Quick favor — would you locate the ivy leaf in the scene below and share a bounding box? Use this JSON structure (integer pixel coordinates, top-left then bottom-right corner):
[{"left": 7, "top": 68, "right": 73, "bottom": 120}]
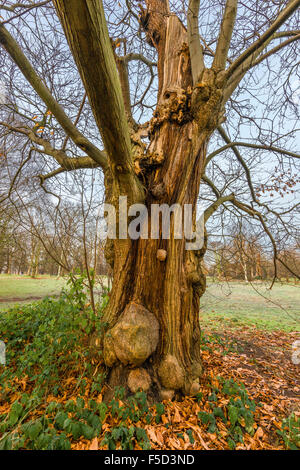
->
[
  {"left": 81, "top": 424, "right": 95, "bottom": 440},
  {"left": 27, "top": 420, "right": 43, "bottom": 440},
  {"left": 228, "top": 405, "right": 239, "bottom": 427}
]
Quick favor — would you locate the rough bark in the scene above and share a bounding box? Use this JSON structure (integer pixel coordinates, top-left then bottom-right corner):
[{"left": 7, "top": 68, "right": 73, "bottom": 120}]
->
[{"left": 99, "top": 5, "right": 225, "bottom": 401}]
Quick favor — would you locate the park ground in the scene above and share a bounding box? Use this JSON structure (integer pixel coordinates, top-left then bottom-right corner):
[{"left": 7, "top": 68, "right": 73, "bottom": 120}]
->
[
  {"left": 0, "top": 275, "right": 299, "bottom": 450},
  {"left": 0, "top": 275, "right": 65, "bottom": 311},
  {"left": 0, "top": 274, "right": 299, "bottom": 330}
]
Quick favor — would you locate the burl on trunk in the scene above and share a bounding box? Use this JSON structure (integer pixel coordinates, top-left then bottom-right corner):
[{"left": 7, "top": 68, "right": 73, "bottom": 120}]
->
[{"left": 100, "top": 5, "right": 225, "bottom": 401}]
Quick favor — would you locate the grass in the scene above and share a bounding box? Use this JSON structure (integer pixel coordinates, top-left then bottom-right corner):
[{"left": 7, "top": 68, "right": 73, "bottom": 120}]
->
[
  {"left": 0, "top": 274, "right": 66, "bottom": 311},
  {"left": 201, "top": 280, "right": 300, "bottom": 332},
  {"left": 1, "top": 275, "right": 299, "bottom": 332}
]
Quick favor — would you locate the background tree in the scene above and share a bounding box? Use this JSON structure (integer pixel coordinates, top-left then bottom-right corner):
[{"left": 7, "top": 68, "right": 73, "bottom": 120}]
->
[
  {"left": 0, "top": 0, "right": 299, "bottom": 399},
  {"left": 207, "top": 225, "right": 300, "bottom": 282}
]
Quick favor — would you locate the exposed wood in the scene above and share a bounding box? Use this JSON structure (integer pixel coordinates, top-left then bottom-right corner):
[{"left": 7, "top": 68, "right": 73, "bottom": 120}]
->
[
  {"left": 102, "top": 6, "right": 215, "bottom": 397},
  {"left": 142, "top": 0, "right": 170, "bottom": 99}
]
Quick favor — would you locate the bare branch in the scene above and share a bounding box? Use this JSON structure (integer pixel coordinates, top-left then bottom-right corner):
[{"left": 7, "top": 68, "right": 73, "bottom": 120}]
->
[
  {"left": 206, "top": 140, "right": 300, "bottom": 167},
  {"left": 187, "top": 0, "right": 205, "bottom": 84},
  {"left": 124, "top": 53, "right": 157, "bottom": 68},
  {"left": 0, "top": 1, "right": 50, "bottom": 12},
  {"left": 204, "top": 193, "right": 234, "bottom": 222},
  {"left": 223, "top": 30, "right": 300, "bottom": 102},
  {"left": 38, "top": 167, "right": 65, "bottom": 182},
  {"left": 212, "top": 0, "right": 238, "bottom": 72},
  {"left": 0, "top": 148, "right": 33, "bottom": 204},
  {"left": 226, "top": 0, "right": 300, "bottom": 79},
  {"left": 62, "top": 93, "right": 87, "bottom": 151},
  {"left": 0, "top": 23, "right": 107, "bottom": 170},
  {"left": 252, "top": 32, "right": 300, "bottom": 67},
  {"left": 201, "top": 174, "right": 221, "bottom": 198},
  {"left": 53, "top": 0, "right": 144, "bottom": 203},
  {"left": 0, "top": 121, "right": 100, "bottom": 171},
  {"left": 203, "top": 170, "right": 300, "bottom": 283}
]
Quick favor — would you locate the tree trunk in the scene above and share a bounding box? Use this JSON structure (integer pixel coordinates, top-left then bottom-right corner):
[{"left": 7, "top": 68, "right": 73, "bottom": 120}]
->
[
  {"left": 241, "top": 259, "right": 249, "bottom": 283},
  {"left": 5, "top": 249, "right": 10, "bottom": 274},
  {"left": 102, "top": 153, "right": 208, "bottom": 400},
  {"left": 57, "top": 264, "right": 62, "bottom": 278},
  {"left": 53, "top": 0, "right": 224, "bottom": 400},
  {"left": 97, "top": 10, "right": 224, "bottom": 401}
]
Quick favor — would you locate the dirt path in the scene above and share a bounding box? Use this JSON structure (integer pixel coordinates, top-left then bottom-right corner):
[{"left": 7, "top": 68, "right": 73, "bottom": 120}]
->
[{"left": 0, "top": 294, "right": 60, "bottom": 304}]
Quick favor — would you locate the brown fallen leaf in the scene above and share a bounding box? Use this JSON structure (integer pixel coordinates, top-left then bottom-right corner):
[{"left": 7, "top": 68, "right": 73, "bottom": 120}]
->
[
  {"left": 89, "top": 437, "right": 98, "bottom": 450},
  {"left": 255, "top": 427, "right": 264, "bottom": 439}
]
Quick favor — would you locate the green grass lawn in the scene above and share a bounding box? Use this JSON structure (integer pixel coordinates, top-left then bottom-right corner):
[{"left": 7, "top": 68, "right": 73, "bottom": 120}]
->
[
  {"left": 1, "top": 275, "right": 299, "bottom": 332},
  {"left": 201, "top": 280, "right": 300, "bottom": 332},
  {"left": 0, "top": 274, "right": 66, "bottom": 311}
]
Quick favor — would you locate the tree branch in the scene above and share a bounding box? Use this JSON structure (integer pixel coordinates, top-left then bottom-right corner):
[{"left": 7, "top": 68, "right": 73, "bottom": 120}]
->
[
  {"left": 187, "top": 0, "right": 205, "bottom": 84},
  {"left": 203, "top": 154, "right": 300, "bottom": 283},
  {"left": 252, "top": 32, "right": 300, "bottom": 67},
  {"left": 204, "top": 193, "right": 234, "bottom": 222},
  {"left": 0, "top": 148, "right": 33, "bottom": 205},
  {"left": 201, "top": 174, "right": 221, "bottom": 198},
  {"left": 223, "top": 30, "right": 300, "bottom": 102},
  {"left": 38, "top": 167, "right": 65, "bottom": 182},
  {"left": 53, "top": 0, "right": 144, "bottom": 203},
  {"left": 124, "top": 53, "right": 157, "bottom": 68},
  {"left": 0, "top": 23, "right": 107, "bottom": 170},
  {"left": 0, "top": 121, "right": 100, "bottom": 172},
  {"left": 115, "top": 56, "right": 133, "bottom": 120},
  {"left": 206, "top": 140, "right": 300, "bottom": 168},
  {"left": 226, "top": 0, "right": 300, "bottom": 79},
  {"left": 212, "top": 0, "right": 238, "bottom": 72},
  {"left": 0, "top": 1, "right": 50, "bottom": 12}
]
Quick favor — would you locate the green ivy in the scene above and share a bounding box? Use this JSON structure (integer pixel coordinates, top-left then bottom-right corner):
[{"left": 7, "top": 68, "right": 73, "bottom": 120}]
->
[
  {"left": 101, "top": 426, "right": 151, "bottom": 450},
  {"left": 0, "top": 272, "right": 108, "bottom": 450},
  {"left": 277, "top": 413, "right": 300, "bottom": 450},
  {"left": 198, "top": 377, "right": 256, "bottom": 448}
]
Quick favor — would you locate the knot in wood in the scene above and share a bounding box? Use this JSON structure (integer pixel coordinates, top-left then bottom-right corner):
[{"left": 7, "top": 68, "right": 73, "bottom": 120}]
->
[{"left": 157, "top": 249, "right": 167, "bottom": 261}]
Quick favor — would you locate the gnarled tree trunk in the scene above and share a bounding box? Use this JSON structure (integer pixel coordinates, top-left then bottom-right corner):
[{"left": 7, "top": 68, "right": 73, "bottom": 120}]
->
[
  {"left": 51, "top": 0, "right": 228, "bottom": 400},
  {"left": 99, "top": 7, "right": 224, "bottom": 400}
]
